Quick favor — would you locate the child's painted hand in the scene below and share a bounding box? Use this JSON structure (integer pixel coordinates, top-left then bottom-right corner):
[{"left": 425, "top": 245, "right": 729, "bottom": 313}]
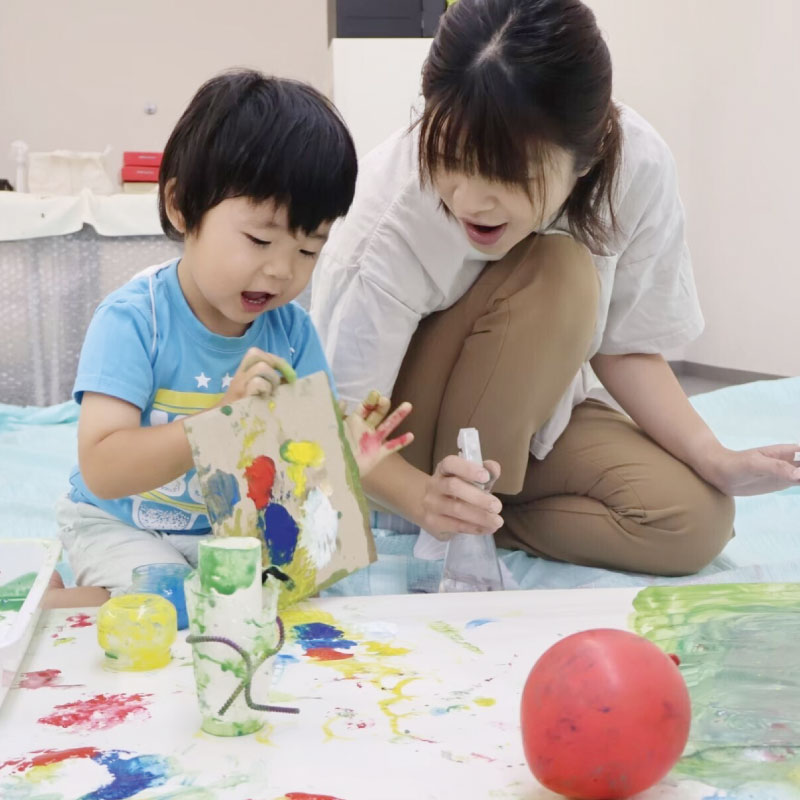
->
[
  {"left": 344, "top": 390, "right": 414, "bottom": 476},
  {"left": 219, "top": 347, "right": 297, "bottom": 406}
]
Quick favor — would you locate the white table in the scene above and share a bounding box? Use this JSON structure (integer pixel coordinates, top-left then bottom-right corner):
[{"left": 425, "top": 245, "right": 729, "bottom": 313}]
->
[{"left": 0, "top": 586, "right": 740, "bottom": 800}]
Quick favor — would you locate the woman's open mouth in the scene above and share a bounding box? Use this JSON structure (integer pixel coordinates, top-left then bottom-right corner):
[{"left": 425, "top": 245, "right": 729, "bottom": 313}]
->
[
  {"left": 241, "top": 291, "right": 275, "bottom": 313},
  {"left": 463, "top": 221, "right": 508, "bottom": 247}
]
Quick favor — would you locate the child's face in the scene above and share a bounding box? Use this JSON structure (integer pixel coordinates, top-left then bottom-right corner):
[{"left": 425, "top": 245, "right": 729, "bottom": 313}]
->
[
  {"left": 432, "top": 146, "right": 579, "bottom": 256},
  {"left": 176, "top": 198, "right": 329, "bottom": 337}
]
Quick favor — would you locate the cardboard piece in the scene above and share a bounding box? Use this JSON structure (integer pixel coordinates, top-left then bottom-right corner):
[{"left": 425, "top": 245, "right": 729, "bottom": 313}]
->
[{"left": 184, "top": 371, "right": 375, "bottom": 607}]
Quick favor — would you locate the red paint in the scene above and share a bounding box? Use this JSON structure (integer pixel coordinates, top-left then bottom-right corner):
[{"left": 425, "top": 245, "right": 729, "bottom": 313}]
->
[
  {"left": 245, "top": 456, "right": 276, "bottom": 509},
  {"left": 1, "top": 746, "right": 100, "bottom": 773},
  {"left": 66, "top": 613, "right": 93, "bottom": 628},
  {"left": 305, "top": 648, "right": 354, "bottom": 662},
  {"left": 669, "top": 653, "right": 681, "bottom": 666},
  {"left": 286, "top": 793, "right": 346, "bottom": 800},
  {"left": 18, "top": 669, "right": 61, "bottom": 689},
  {"left": 521, "top": 629, "right": 691, "bottom": 799},
  {"left": 358, "top": 430, "right": 382, "bottom": 457},
  {"left": 38, "top": 693, "right": 152, "bottom": 731}
]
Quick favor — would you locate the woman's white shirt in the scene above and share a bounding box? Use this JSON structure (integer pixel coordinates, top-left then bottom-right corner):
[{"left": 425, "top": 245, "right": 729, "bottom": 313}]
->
[{"left": 311, "top": 105, "right": 703, "bottom": 460}]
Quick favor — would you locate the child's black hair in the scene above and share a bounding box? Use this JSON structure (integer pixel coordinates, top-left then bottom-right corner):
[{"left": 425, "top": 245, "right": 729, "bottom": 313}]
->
[{"left": 159, "top": 69, "right": 357, "bottom": 241}]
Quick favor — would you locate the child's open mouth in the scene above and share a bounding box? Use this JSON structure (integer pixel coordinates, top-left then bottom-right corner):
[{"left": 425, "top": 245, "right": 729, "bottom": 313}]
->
[
  {"left": 241, "top": 291, "right": 274, "bottom": 312},
  {"left": 463, "top": 221, "right": 507, "bottom": 247}
]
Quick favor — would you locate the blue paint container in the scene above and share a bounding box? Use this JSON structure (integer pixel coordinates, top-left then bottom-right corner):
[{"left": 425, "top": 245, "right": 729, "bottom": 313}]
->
[{"left": 130, "top": 563, "right": 192, "bottom": 630}]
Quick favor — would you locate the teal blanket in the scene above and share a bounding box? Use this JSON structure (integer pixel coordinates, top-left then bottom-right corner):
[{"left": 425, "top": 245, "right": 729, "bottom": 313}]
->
[{"left": 2, "top": 379, "right": 798, "bottom": 593}]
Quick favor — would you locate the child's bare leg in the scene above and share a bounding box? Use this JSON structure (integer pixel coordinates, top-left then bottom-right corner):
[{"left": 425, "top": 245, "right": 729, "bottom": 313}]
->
[{"left": 42, "top": 584, "right": 110, "bottom": 609}]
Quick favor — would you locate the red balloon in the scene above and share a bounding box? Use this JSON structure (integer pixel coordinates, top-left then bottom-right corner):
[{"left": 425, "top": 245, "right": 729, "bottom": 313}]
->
[{"left": 520, "top": 628, "right": 691, "bottom": 799}]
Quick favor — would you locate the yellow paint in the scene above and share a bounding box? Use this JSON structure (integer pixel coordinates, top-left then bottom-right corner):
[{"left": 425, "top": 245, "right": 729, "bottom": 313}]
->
[
  {"left": 20, "top": 762, "right": 63, "bottom": 783},
  {"left": 97, "top": 594, "right": 177, "bottom": 671},
  {"left": 236, "top": 415, "right": 267, "bottom": 470},
  {"left": 378, "top": 676, "right": 422, "bottom": 739},
  {"left": 281, "top": 441, "right": 325, "bottom": 497},
  {"left": 53, "top": 636, "right": 75, "bottom": 646},
  {"left": 364, "top": 641, "right": 410, "bottom": 657},
  {"left": 255, "top": 722, "right": 276, "bottom": 747},
  {"left": 283, "top": 605, "right": 424, "bottom": 741},
  {"left": 474, "top": 697, "right": 496, "bottom": 707}
]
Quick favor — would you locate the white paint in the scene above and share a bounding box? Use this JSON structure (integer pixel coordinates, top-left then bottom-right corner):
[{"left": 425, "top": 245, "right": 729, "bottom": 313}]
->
[{"left": 299, "top": 487, "right": 340, "bottom": 569}]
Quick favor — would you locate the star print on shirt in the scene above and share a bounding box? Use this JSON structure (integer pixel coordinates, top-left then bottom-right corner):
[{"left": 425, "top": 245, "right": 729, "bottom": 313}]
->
[
  {"left": 194, "top": 372, "right": 211, "bottom": 389},
  {"left": 222, "top": 373, "right": 233, "bottom": 389}
]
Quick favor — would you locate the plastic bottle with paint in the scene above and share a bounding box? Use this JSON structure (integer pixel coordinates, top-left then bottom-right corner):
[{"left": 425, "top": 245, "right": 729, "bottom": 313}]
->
[{"left": 439, "top": 428, "right": 505, "bottom": 592}]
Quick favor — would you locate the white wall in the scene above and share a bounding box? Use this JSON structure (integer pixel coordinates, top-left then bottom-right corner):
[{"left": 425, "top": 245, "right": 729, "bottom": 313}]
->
[
  {"left": 0, "top": 0, "right": 331, "bottom": 185},
  {"left": 332, "top": 3, "right": 800, "bottom": 377}
]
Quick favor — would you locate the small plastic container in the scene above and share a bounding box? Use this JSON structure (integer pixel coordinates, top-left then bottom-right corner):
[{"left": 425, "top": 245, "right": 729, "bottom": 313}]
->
[
  {"left": 130, "top": 563, "right": 191, "bottom": 630},
  {"left": 97, "top": 593, "right": 177, "bottom": 671}
]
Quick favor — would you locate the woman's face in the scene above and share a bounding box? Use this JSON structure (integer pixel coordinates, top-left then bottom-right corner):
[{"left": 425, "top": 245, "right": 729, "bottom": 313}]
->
[{"left": 432, "top": 146, "right": 580, "bottom": 256}]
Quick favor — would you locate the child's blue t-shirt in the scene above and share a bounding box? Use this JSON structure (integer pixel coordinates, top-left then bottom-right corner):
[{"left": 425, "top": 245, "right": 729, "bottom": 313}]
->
[{"left": 68, "top": 260, "right": 335, "bottom": 533}]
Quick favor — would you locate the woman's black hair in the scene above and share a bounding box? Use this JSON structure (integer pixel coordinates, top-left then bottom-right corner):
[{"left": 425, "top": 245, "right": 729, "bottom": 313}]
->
[
  {"left": 159, "top": 69, "right": 357, "bottom": 241},
  {"left": 419, "top": 0, "right": 621, "bottom": 248}
]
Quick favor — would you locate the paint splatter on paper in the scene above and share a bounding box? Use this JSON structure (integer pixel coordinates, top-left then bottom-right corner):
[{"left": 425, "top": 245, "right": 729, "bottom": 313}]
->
[
  {"left": 38, "top": 692, "right": 152, "bottom": 731},
  {"left": 633, "top": 583, "right": 800, "bottom": 791},
  {"left": 0, "top": 747, "right": 173, "bottom": 800}
]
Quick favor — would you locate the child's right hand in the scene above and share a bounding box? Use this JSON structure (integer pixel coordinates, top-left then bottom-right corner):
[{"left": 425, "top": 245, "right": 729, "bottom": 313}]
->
[
  {"left": 219, "top": 347, "right": 297, "bottom": 406},
  {"left": 421, "top": 456, "right": 504, "bottom": 538}
]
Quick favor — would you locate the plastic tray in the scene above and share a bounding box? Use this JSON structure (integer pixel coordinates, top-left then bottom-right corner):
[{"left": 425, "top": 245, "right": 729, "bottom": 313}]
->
[{"left": 0, "top": 538, "right": 61, "bottom": 707}]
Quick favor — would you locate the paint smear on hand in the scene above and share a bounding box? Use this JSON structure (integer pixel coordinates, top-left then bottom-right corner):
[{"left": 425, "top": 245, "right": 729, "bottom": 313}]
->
[
  {"left": 38, "top": 693, "right": 152, "bottom": 731},
  {"left": 280, "top": 440, "right": 325, "bottom": 497}
]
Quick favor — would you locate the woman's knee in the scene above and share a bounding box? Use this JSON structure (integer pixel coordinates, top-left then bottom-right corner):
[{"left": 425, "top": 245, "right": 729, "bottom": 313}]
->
[
  {"left": 652, "top": 481, "right": 736, "bottom": 575},
  {"left": 504, "top": 234, "right": 599, "bottom": 352}
]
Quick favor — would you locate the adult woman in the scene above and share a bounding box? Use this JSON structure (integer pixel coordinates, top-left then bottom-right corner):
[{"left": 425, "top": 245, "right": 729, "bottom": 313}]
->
[{"left": 311, "top": 0, "right": 799, "bottom": 575}]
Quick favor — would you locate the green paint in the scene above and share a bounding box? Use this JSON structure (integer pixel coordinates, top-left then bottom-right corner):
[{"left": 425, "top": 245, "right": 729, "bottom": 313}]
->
[
  {"left": 202, "top": 716, "right": 263, "bottom": 736},
  {"left": 221, "top": 405, "right": 233, "bottom": 416},
  {"left": 198, "top": 544, "right": 257, "bottom": 595},
  {"left": 0, "top": 571, "right": 36, "bottom": 611},
  {"left": 275, "top": 361, "right": 297, "bottom": 384},
  {"left": 54, "top": 636, "right": 75, "bottom": 646},
  {"left": 330, "top": 390, "right": 376, "bottom": 563},
  {"left": 632, "top": 583, "right": 800, "bottom": 791},
  {"left": 429, "top": 621, "right": 483, "bottom": 654}
]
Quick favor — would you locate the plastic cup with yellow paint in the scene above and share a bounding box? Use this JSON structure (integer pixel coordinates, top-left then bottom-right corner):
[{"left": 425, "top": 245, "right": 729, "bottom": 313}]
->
[{"left": 97, "top": 593, "right": 177, "bottom": 671}]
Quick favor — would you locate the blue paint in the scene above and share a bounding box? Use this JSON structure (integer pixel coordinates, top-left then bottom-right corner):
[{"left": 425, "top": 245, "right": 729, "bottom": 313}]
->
[
  {"left": 276, "top": 653, "right": 300, "bottom": 664},
  {"left": 82, "top": 750, "right": 172, "bottom": 800},
  {"left": 293, "top": 622, "right": 357, "bottom": 650},
  {"left": 259, "top": 502, "right": 299, "bottom": 566},
  {"left": 465, "top": 618, "right": 495, "bottom": 629},
  {"left": 204, "top": 470, "right": 240, "bottom": 524}
]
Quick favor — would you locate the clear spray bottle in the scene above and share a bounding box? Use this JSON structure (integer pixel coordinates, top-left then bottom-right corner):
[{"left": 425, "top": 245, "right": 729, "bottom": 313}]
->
[{"left": 438, "top": 428, "right": 505, "bottom": 592}]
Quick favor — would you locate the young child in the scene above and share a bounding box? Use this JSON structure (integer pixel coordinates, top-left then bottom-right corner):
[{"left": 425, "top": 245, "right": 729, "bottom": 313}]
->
[{"left": 46, "top": 70, "right": 411, "bottom": 608}]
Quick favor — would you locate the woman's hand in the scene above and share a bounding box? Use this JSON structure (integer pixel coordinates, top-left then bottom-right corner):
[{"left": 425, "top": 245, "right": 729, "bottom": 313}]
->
[
  {"left": 421, "top": 455, "right": 504, "bottom": 539},
  {"left": 701, "top": 444, "right": 800, "bottom": 496},
  {"left": 219, "top": 347, "right": 296, "bottom": 405},
  {"left": 344, "top": 390, "right": 415, "bottom": 476}
]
